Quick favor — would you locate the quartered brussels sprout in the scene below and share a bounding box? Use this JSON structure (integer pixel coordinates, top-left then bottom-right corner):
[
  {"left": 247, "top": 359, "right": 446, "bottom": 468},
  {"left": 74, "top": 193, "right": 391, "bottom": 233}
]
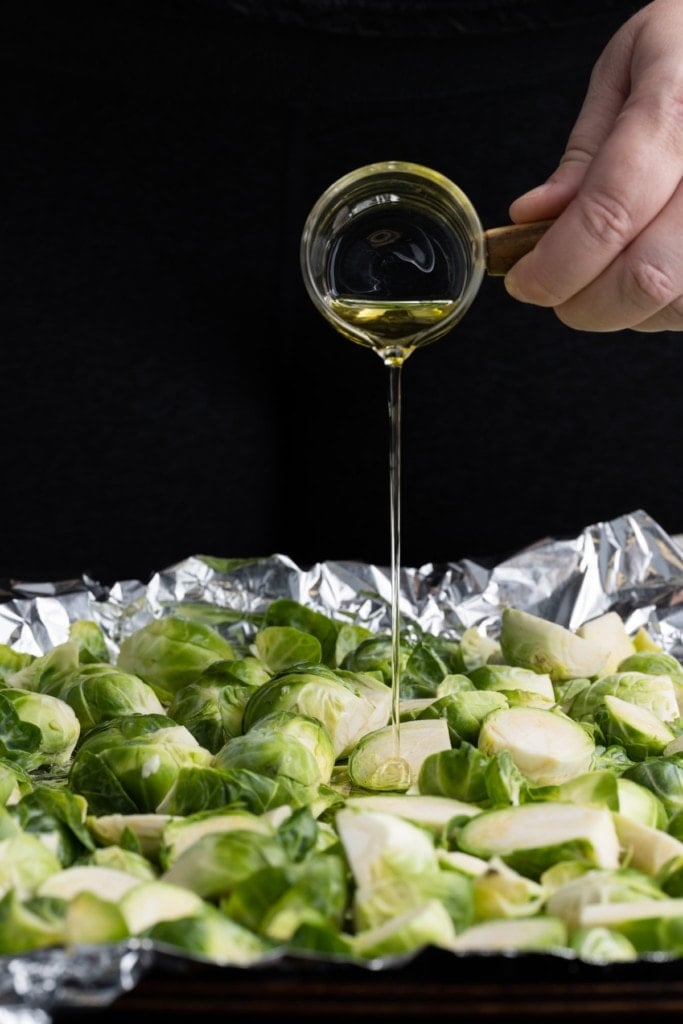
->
[
  {"left": 500, "top": 608, "right": 610, "bottom": 681},
  {"left": 457, "top": 802, "right": 621, "bottom": 879}
]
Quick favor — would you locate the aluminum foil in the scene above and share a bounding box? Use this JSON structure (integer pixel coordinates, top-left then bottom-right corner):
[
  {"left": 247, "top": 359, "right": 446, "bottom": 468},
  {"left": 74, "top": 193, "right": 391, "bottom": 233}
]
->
[
  {"left": 2, "top": 506, "right": 683, "bottom": 1017},
  {"left": 3, "top": 507, "right": 683, "bottom": 660}
]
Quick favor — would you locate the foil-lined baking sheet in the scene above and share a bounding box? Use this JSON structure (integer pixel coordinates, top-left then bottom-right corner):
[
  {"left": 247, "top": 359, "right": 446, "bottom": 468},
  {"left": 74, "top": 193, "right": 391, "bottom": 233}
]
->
[{"left": 2, "top": 507, "right": 683, "bottom": 1019}]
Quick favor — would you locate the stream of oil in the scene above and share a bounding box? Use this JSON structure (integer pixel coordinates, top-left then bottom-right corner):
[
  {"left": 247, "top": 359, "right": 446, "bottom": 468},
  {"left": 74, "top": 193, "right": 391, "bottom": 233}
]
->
[{"left": 326, "top": 206, "right": 469, "bottom": 789}]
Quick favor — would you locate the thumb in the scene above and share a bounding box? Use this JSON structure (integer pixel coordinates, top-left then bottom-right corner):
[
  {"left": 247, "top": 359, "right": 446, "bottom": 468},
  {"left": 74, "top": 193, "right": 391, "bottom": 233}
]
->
[{"left": 508, "top": 161, "right": 588, "bottom": 224}]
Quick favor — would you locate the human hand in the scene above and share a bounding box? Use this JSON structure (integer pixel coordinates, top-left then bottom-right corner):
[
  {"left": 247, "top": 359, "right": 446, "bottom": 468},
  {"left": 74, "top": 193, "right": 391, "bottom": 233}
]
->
[{"left": 504, "top": 0, "right": 683, "bottom": 333}]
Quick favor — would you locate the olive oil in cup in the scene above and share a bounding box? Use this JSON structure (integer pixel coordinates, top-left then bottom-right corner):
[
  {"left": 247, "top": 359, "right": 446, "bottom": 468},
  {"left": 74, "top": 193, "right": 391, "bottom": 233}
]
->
[{"left": 301, "top": 161, "right": 486, "bottom": 367}]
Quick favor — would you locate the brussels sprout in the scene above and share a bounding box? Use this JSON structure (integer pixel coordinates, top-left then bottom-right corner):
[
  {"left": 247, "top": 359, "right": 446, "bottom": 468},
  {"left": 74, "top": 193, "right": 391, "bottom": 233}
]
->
[
  {"left": 0, "top": 697, "right": 42, "bottom": 771},
  {"left": 340, "top": 634, "right": 409, "bottom": 686},
  {"left": 354, "top": 861, "right": 474, "bottom": 936},
  {"left": 576, "top": 612, "right": 636, "bottom": 675},
  {"left": 656, "top": 855, "right": 683, "bottom": 897},
  {"left": 437, "top": 849, "right": 489, "bottom": 878},
  {"left": 482, "top": 748, "right": 530, "bottom": 807},
  {"left": 262, "top": 598, "right": 340, "bottom": 667},
  {"left": 335, "top": 803, "right": 475, "bottom": 940},
  {"left": 119, "top": 879, "right": 205, "bottom": 934},
  {"left": 335, "top": 806, "right": 439, "bottom": 894},
  {"left": 622, "top": 754, "right": 683, "bottom": 820},
  {"left": 418, "top": 743, "right": 490, "bottom": 804},
  {"left": 472, "top": 856, "right": 545, "bottom": 920},
  {"left": 0, "top": 688, "right": 80, "bottom": 769},
  {"left": 457, "top": 627, "right": 501, "bottom": 672},
  {"left": 72, "top": 712, "right": 180, "bottom": 752},
  {"left": 552, "top": 770, "right": 619, "bottom": 812},
  {"left": 612, "top": 811, "right": 683, "bottom": 875},
  {"left": 156, "top": 765, "right": 299, "bottom": 816},
  {"left": 63, "top": 890, "right": 128, "bottom": 945},
  {"left": 546, "top": 866, "right": 666, "bottom": 929},
  {"left": 68, "top": 714, "right": 213, "bottom": 814},
  {"left": 243, "top": 710, "right": 336, "bottom": 782},
  {"left": 0, "top": 891, "right": 66, "bottom": 954},
  {"left": 160, "top": 807, "right": 276, "bottom": 868},
  {"left": 116, "top": 615, "right": 235, "bottom": 699},
  {"left": 632, "top": 627, "right": 663, "bottom": 653},
  {"left": 343, "top": 794, "right": 480, "bottom": 835},
  {"left": 576, "top": 897, "right": 683, "bottom": 953},
  {"left": 8, "top": 641, "right": 80, "bottom": 694},
  {"left": 333, "top": 624, "right": 374, "bottom": 668},
  {"left": 434, "top": 674, "right": 476, "bottom": 698},
  {"left": 618, "top": 650, "right": 683, "bottom": 679},
  {"left": 49, "top": 664, "right": 165, "bottom": 734},
  {"left": 451, "top": 915, "right": 567, "bottom": 953},
  {"left": 85, "top": 844, "right": 157, "bottom": 880},
  {"left": 468, "top": 664, "right": 554, "bottom": 702},
  {"left": 457, "top": 802, "right": 621, "bottom": 879},
  {"left": 211, "top": 656, "right": 271, "bottom": 688},
  {"left": 68, "top": 620, "right": 111, "bottom": 665},
  {"left": 416, "top": 690, "right": 508, "bottom": 746},
  {"left": 9, "top": 786, "right": 93, "bottom": 866},
  {"left": 502, "top": 690, "right": 555, "bottom": 711},
  {"left": 161, "top": 828, "right": 287, "bottom": 899},
  {"left": 223, "top": 853, "right": 349, "bottom": 941},
  {"left": 0, "top": 759, "right": 31, "bottom": 807},
  {"left": 400, "top": 641, "right": 452, "bottom": 698},
  {"left": 242, "top": 667, "right": 391, "bottom": 759},
  {"left": 595, "top": 695, "right": 675, "bottom": 760},
  {"left": 665, "top": 734, "right": 683, "bottom": 756},
  {"left": 553, "top": 676, "right": 592, "bottom": 714},
  {"left": 347, "top": 719, "right": 451, "bottom": 793},
  {"left": 477, "top": 706, "right": 595, "bottom": 786},
  {"left": 568, "top": 926, "right": 638, "bottom": 963},
  {"left": 147, "top": 906, "right": 275, "bottom": 965},
  {"left": 399, "top": 697, "right": 439, "bottom": 720},
  {"left": 352, "top": 899, "right": 458, "bottom": 958},
  {"left": 0, "top": 644, "right": 34, "bottom": 684},
  {"left": 594, "top": 744, "right": 635, "bottom": 775},
  {"left": 87, "top": 812, "right": 174, "bottom": 859},
  {"left": 499, "top": 608, "right": 609, "bottom": 682},
  {"left": 0, "top": 833, "right": 62, "bottom": 898},
  {"left": 167, "top": 675, "right": 259, "bottom": 754},
  {"left": 37, "top": 864, "right": 145, "bottom": 902},
  {"left": 668, "top": 810, "right": 683, "bottom": 842},
  {"left": 213, "top": 727, "right": 332, "bottom": 796},
  {"left": 618, "top": 770, "right": 675, "bottom": 827},
  {"left": 254, "top": 626, "right": 322, "bottom": 673},
  {"left": 569, "top": 672, "right": 680, "bottom": 724}
]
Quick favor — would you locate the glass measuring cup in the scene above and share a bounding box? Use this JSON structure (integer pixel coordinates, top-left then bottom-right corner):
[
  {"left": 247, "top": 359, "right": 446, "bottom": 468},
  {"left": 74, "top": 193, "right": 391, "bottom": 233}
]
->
[{"left": 300, "top": 159, "right": 551, "bottom": 366}]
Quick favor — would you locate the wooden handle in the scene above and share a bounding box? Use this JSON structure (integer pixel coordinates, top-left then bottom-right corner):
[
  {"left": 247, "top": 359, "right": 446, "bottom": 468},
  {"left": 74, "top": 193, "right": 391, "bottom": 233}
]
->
[{"left": 484, "top": 219, "right": 554, "bottom": 276}]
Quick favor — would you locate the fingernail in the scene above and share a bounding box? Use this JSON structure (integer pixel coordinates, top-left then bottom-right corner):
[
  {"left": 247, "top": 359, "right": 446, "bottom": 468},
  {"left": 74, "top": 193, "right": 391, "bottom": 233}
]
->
[{"left": 503, "top": 269, "right": 528, "bottom": 302}]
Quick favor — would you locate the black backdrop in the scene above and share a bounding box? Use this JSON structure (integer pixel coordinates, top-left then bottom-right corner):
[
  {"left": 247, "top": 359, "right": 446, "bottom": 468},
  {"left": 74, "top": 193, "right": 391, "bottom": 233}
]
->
[{"left": 2, "top": 0, "right": 677, "bottom": 587}]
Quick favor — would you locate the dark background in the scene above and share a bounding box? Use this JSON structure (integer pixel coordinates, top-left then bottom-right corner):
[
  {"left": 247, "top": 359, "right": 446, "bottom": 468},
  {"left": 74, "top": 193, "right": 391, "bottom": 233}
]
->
[{"left": 2, "top": 0, "right": 676, "bottom": 588}]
